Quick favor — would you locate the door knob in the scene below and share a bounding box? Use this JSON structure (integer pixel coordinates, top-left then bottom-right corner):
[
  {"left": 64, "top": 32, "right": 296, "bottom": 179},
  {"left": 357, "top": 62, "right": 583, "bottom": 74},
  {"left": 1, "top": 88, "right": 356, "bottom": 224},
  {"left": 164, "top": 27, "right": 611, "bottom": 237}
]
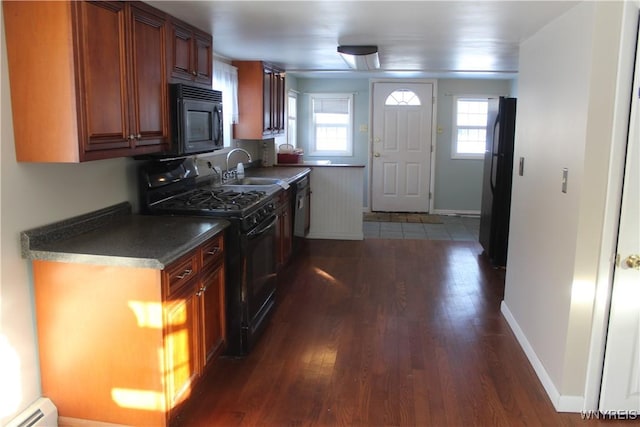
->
[
  {"left": 625, "top": 254, "right": 640, "bottom": 270},
  {"left": 374, "top": 152, "right": 380, "bottom": 157}
]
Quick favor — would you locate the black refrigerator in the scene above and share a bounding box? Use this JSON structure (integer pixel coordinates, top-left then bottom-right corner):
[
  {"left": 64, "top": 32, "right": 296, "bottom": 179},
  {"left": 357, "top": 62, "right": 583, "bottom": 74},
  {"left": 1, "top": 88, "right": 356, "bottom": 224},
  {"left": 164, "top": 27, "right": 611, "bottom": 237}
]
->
[{"left": 479, "top": 97, "right": 517, "bottom": 267}]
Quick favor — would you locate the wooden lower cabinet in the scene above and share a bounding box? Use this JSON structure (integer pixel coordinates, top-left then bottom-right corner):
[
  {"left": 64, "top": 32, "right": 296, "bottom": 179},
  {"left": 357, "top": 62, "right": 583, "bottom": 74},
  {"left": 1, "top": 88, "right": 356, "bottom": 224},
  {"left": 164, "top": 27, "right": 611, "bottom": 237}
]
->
[
  {"left": 33, "top": 234, "right": 225, "bottom": 426},
  {"left": 199, "top": 264, "right": 226, "bottom": 366},
  {"left": 275, "top": 189, "right": 293, "bottom": 271}
]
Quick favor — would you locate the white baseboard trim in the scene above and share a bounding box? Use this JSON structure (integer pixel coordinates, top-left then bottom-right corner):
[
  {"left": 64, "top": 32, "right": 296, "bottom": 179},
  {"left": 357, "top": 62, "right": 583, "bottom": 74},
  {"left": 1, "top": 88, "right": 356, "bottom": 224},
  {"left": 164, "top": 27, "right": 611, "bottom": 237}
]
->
[
  {"left": 431, "top": 209, "right": 481, "bottom": 216},
  {"left": 306, "top": 232, "right": 364, "bottom": 241},
  {"left": 500, "top": 301, "right": 584, "bottom": 413}
]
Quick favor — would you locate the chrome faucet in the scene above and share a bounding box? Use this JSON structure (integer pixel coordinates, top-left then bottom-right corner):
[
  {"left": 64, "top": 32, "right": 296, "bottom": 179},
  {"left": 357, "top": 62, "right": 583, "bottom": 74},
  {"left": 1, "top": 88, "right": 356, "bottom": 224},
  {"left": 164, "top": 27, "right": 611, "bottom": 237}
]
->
[{"left": 226, "top": 148, "right": 252, "bottom": 171}]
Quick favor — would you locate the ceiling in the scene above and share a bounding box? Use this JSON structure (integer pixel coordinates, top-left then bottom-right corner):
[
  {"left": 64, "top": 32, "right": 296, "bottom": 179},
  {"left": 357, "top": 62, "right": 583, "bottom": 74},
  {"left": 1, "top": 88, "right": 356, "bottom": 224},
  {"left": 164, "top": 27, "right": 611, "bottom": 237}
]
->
[{"left": 146, "top": 1, "right": 578, "bottom": 79}]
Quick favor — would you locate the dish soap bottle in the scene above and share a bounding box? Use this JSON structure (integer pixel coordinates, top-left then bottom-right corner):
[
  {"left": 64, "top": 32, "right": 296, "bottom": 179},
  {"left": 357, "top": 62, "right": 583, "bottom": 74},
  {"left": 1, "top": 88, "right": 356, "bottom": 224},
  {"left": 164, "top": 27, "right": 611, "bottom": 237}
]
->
[{"left": 237, "top": 162, "right": 245, "bottom": 179}]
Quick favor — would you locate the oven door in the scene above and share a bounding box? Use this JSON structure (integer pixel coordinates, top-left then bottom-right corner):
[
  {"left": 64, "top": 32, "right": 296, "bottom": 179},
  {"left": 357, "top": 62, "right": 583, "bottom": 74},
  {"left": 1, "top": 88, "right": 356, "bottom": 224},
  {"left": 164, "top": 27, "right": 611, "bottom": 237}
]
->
[
  {"left": 242, "top": 215, "right": 277, "bottom": 342},
  {"left": 180, "top": 99, "right": 223, "bottom": 154}
]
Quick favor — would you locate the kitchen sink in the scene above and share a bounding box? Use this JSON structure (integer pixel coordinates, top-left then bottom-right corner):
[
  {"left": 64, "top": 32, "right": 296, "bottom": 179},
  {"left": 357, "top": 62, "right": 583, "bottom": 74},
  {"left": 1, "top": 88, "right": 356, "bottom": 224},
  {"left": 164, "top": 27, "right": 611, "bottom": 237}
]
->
[
  {"left": 221, "top": 176, "right": 287, "bottom": 194},
  {"left": 236, "top": 177, "right": 282, "bottom": 185}
]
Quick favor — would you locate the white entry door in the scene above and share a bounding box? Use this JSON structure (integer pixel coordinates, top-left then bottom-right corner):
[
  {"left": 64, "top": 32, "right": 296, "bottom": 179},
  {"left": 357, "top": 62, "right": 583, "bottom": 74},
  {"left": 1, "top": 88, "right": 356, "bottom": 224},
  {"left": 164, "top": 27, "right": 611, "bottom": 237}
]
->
[
  {"left": 599, "top": 22, "right": 640, "bottom": 412},
  {"left": 371, "top": 82, "right": 434, "bottom": 212}
]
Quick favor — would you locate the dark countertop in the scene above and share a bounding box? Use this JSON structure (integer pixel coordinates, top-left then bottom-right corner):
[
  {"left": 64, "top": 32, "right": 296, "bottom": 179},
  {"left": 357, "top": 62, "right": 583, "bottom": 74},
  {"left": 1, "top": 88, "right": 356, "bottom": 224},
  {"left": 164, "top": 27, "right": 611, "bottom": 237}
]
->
[
  {"left": 21, "top": 202, "right": 229, "bottom": 269},
  {"left": 245, "top": 165, "right": 311, "bottom": 183},
  {"left": 277, "top": 162, "right": 365, "bottom": 168}
]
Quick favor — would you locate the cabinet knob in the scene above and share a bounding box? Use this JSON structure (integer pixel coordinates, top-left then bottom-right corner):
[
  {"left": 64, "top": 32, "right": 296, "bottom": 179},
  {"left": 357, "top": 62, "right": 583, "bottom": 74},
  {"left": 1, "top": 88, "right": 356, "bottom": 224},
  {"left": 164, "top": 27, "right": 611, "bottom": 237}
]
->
[
  {"left": 128, "top": 134, "right": 135, "bottom": 140},
  {"left": 192, "top": 70, "right": 197, "bottom": 76},
  {"left": 136, "top": 134, "right": 142, "bottom": 139}
]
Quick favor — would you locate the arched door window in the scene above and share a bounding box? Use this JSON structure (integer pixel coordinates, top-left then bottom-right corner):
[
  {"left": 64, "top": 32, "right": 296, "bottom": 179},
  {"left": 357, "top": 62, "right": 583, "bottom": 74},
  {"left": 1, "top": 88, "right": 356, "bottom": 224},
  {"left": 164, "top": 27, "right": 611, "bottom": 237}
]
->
[{"left": 385, "top": 89, "right": 421, "bottom": 106}]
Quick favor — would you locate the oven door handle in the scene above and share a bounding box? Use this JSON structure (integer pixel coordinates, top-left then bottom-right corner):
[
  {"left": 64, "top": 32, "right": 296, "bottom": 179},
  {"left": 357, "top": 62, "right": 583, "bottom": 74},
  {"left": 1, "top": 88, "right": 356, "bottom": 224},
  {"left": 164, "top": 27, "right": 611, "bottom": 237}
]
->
[{"left": 247, "top": 215, "right": 278, "bottom": 239}]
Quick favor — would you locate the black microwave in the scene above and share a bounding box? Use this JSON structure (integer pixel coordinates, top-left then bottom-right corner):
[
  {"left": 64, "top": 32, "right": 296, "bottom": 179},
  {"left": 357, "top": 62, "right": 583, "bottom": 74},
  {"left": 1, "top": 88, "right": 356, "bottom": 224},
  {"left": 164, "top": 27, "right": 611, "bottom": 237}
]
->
[{"left": 167, "top": 83, "right": 224, "bottom": 156}]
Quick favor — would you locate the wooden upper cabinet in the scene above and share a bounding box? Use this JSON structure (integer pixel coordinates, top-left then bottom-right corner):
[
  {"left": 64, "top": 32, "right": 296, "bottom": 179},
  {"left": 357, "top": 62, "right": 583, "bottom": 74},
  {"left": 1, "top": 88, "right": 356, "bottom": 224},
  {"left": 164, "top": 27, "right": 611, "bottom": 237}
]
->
[
  {"left": 73, "top": 1, "right": 130, "bottom": 153},
  {"left": 2, "top": 1, "right": 170, "bottom": 162},
  {"left": 129, "top": 3, "right": 170, "bottom": 147},
  {"left": 168, "top": 18, "right": 213, "bottom": 87},
  {"left": 74, "top": 1, "right": 169, "bottom": 156},
  {"left": 233, "top": 61, "right": 286, "bottom": 140}
]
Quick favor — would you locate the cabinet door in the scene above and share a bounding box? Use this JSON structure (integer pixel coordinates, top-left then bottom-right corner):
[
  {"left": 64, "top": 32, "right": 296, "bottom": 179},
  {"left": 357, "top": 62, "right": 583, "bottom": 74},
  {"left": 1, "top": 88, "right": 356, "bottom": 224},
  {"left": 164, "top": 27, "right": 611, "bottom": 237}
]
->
[
  {"left": 274, "top": 72, "right": 286, "bottom": 133},
  {"left": 199, "top": 263, "right": 226, "bottom": 366},
  {"left": 263, "top": 67, "right": 273, "bottom": 134},
  {"left": 193, "top": 30, "right": 213, "bottom": 86},
  {"left": 74, "top": 1, "right": 131, "bottom": 152},
  {"left": 168, "top": 21, "right": 213, "bottom": 87},
  {"left": 165, "top": 283, "right": 199, "bottom": 409},
  {"left": 129, "top": 4, "right": 169, "bottom": 148},
  {"left": 169, "top": 21, "right": 195, "bottom": 81}
]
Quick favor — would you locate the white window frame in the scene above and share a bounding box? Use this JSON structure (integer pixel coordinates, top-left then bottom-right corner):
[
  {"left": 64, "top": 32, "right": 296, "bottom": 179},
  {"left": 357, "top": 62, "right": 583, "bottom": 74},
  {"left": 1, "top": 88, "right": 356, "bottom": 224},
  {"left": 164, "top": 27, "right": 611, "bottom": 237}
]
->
[
  {"left": 308, "top": 93, "right": 354, "bottom": 157},
  {"left": 287, "top": 90, "right": 297, "bottom": 148},
  {"left": 451, "top": 95, "right": 489, "bottom": 160}
]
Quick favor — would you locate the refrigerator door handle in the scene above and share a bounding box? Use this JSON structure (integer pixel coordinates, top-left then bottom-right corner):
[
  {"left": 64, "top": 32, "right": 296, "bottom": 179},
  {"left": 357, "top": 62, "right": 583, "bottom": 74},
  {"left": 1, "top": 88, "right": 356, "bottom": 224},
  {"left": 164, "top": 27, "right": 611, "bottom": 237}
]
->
[{"left": 489, "top": 116, "right": 499, "bottom": 193}]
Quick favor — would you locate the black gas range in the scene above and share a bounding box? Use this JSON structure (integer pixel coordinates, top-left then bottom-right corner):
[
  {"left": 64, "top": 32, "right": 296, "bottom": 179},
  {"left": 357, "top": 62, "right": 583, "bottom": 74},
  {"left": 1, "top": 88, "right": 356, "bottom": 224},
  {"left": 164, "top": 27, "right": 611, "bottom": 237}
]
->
[{"left": 139, "top": 158, "right": 280, "bottom": 356}]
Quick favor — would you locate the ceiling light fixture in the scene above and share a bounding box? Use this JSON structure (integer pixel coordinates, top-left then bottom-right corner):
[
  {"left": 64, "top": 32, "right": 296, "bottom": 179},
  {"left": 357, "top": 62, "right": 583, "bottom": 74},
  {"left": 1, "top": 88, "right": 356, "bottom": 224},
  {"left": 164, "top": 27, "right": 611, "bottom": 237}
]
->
[{"left": 337, "top": 45, "right": 380, "bottom": 70}]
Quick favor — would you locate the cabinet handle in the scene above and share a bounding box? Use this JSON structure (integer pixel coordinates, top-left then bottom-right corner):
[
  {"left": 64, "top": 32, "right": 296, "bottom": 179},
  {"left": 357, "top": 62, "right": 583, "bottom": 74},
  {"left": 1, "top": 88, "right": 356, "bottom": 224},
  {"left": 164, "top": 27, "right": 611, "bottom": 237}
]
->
[
  {"left": 176, "top": 269, "right": 193, "bottom": 280},
  {"left": 206, "top": 247, "right": 220, "bottom": 256}
]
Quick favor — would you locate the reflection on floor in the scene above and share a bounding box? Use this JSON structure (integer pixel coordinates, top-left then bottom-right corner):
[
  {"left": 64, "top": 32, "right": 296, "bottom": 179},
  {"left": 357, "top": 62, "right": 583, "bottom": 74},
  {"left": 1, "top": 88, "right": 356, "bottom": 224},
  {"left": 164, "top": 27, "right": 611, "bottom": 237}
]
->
[{"left": 363, "top": 214, "right": 480, "bottom": 241}]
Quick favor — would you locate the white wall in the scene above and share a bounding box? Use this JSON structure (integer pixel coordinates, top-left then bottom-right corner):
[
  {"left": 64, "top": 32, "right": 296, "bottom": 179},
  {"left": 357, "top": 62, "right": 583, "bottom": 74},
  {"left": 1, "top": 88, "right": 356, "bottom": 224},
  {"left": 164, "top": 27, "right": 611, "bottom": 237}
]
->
[
  {"left": 433, "top": 79, "right": 513, "bottom": 213},
  {"left": 502, "top": 0, "right": 633, "bottom": 411}
]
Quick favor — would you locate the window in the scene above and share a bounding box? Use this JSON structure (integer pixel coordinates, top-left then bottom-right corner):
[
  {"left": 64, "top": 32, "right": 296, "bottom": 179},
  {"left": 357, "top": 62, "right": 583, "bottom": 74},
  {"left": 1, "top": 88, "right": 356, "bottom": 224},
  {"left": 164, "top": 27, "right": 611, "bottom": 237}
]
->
[
  {"left": 287, "top": 91, "right": 297, "bottom": 148},
  {"left": 212, "top": 60, "right": 238, "bottom": 148},
  {"left": 452, "top": 96, "right": 489, "bottom": 159},
  {"left": 385, "top": 89, "right": 421, "bottom": 106},
  {"left": 309, "top": 93, "right": 354, "bottom": 156}
]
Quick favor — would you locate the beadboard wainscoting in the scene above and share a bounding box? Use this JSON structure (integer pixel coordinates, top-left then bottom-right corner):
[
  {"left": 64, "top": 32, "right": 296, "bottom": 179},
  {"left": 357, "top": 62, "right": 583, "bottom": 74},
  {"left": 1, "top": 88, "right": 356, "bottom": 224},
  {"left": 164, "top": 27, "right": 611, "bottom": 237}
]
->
[{"left": 306, "top": 165, "right": 364, "bottom": 240}]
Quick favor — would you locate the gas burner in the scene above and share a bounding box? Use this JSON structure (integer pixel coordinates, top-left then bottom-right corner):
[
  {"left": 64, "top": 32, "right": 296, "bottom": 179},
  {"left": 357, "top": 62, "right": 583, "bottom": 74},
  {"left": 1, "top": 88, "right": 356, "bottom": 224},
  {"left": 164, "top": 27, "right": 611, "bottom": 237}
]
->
[
  {"left": 186, "top": 189, "right": 226, "bottom": 207},
  {"left": 153, "top": 188, "right": 269, "bottom": 212}
]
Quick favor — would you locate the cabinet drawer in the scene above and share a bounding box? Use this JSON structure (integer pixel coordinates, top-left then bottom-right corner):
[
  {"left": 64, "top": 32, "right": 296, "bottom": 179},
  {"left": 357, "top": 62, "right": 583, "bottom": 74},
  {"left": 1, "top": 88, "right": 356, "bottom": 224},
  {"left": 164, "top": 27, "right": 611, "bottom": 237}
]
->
[
  {"left": 201, "top": 234, "right": 224, "bottom": 271},
  {"left": 165, "top": 252, "right": 199, "bottom": 297}
]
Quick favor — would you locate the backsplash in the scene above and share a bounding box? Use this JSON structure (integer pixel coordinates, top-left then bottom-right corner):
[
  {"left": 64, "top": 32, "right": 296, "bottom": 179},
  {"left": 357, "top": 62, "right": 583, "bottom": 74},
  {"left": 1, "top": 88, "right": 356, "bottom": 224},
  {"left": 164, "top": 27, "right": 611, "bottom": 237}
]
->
[{"left": 194, "top": 139, "right": 264, "bottom": 177}]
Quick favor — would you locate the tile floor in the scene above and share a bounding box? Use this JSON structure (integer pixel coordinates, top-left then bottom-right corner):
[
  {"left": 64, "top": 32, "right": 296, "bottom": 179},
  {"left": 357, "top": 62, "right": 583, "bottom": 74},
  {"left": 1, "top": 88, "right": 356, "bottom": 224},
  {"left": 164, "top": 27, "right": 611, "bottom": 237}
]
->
[{"left": 363, "top": 215, "right": 480, "bottom": 241}]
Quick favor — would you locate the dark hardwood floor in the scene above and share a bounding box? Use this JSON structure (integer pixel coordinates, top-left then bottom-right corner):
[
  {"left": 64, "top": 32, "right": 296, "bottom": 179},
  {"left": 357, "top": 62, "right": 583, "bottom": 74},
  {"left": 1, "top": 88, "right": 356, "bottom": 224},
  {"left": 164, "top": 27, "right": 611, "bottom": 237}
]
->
[{"left": 176, "top": 239, "right": 617, "bottom": 426}]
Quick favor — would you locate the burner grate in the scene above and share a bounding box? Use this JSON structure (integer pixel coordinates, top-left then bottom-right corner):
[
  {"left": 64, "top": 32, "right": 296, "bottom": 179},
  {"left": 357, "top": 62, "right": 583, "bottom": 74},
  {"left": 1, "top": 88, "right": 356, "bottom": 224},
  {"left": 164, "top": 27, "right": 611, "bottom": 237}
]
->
[{"left": 154, "top": 188, "right": 268, "bottom": 212}]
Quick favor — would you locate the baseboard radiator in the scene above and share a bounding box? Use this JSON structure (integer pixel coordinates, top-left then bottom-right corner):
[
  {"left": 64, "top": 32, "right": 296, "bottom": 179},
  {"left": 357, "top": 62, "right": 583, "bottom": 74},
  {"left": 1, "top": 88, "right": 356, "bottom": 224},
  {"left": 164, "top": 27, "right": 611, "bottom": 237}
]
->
[{"left": 6, "top": 398, "right": 58, "bottom": 427}]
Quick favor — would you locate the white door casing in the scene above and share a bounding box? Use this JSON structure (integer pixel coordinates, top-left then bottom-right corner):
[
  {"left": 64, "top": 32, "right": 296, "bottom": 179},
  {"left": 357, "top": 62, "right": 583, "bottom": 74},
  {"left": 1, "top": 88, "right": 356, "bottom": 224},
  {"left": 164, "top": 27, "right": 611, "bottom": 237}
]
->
[
  {"left": 599, "top": 19, "right": 640, "bottom": 412},
  {"left": 371, "top": 82, "right": 434, "bottom": 212}
]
